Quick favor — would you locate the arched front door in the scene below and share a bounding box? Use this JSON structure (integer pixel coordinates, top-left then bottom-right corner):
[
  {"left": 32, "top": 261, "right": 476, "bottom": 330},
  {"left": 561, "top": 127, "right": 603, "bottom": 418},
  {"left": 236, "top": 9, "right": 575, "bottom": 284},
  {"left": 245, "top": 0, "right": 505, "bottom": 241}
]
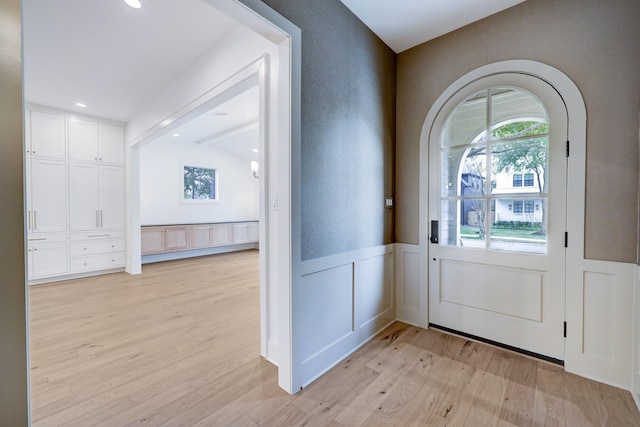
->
[{"left": 428, "top": 72, "right": 567, "bottom": 361}]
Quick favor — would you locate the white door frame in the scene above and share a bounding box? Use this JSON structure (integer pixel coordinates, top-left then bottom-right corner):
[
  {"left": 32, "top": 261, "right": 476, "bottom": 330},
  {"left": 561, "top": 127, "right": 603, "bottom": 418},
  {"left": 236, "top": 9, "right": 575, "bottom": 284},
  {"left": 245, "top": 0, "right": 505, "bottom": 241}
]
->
[{"left": 418, "top": 60, "right": 586, "bottom": 356}]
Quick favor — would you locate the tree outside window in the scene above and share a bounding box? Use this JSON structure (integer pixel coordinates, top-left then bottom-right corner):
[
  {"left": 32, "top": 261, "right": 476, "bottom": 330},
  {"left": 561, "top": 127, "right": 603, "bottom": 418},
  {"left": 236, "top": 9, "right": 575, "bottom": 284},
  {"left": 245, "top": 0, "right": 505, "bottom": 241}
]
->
[{"left": 183, "top": 166, "right": 217, "bottom": 201}]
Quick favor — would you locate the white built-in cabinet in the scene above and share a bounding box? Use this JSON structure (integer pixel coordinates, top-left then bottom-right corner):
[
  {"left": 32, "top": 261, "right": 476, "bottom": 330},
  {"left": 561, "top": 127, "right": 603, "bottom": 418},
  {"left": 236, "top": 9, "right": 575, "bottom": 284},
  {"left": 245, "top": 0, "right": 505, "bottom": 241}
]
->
[
  {"left": 141, "top": 222, "right": 257, "bottom": 255},
  {"left": 69, "top": 164, "right": 125, "bottom": 231},
  {"left": 27, "top": 111, "right": 66, "bottom": 159},
  {"left": 25, "top": 107, "right": 126, "bottom": 283},
  {"left": 68, "top": 117, "right": 125, "bottom": 164}
]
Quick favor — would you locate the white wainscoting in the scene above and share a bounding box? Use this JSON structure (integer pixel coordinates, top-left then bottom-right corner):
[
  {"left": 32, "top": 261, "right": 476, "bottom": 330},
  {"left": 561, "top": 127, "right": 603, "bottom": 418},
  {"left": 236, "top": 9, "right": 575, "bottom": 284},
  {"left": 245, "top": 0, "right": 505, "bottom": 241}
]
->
[
  {"left": 295, "top": 244, "right": 395, "bottom": 388},
  {"left": 635, "top": 265, "right": 640, "bottom": 411},
  {"left": 565, "top": 259, "right": 635, "bottom": 390},
  {"left": 395, "top": 243, "right": 427, "bottom": 327}
]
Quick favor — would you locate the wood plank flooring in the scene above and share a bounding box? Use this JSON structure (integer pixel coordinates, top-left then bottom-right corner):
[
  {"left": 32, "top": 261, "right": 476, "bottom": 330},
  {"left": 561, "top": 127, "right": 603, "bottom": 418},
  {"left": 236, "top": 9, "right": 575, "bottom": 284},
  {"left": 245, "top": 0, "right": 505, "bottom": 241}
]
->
[{"left": 29, "top": 250, "right": 640, "bottom": 426}]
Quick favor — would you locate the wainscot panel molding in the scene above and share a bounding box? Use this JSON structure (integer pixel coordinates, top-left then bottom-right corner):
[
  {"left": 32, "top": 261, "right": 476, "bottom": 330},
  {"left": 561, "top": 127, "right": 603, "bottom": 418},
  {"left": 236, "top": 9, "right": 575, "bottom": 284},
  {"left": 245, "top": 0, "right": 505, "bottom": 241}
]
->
[
  {"left": 395, "top": 243, "right": 427, "bottom": 328},
  {"left": 296, "top": 244, "right": 395, "bottom": 388},
  {"left": 566, "top": 258, "right": 635, "bottom": 390},
  {"left": 635, "top": 265, "right": 640, "bottom": 411}
]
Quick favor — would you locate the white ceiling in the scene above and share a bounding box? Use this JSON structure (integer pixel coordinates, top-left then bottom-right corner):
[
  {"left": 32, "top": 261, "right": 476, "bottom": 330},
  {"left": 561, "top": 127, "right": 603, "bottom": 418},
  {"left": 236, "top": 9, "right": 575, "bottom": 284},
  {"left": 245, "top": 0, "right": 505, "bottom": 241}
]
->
[
  {"left": 150, "top": 85, "right": 260, "bottom": 161},
  {"left": 339, "top": 0, "right": 526, "bottom": 53},
  {"left": 23, "top": 0, "right": 239, "bottom": 122}
]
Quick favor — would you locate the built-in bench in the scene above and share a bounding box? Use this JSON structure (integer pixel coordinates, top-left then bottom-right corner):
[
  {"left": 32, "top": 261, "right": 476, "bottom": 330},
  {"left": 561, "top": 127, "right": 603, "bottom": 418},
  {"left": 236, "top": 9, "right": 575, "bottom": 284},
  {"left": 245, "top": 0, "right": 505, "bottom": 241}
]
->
[{"left": 141, "top": 221, "right": 259, "bottom": 264}]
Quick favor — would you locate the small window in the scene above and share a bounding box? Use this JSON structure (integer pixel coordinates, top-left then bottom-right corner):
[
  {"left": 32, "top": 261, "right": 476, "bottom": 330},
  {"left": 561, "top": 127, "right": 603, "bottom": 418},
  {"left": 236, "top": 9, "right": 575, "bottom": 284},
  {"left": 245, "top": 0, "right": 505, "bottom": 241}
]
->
[
  {"left": 513, "top": 173, "right": 523, "bottom": 187},
  {"left": 524, "top": 200, "right": 534, "bottom": 213},
  {"left": 524, "top": 173, "right": 534, "bottom": 187},
  {"left": 183, "top": 165, "right": 217, "bottom": 201},
  {"left": 513, "top": 200, "right": 523, "bottom": 213}
]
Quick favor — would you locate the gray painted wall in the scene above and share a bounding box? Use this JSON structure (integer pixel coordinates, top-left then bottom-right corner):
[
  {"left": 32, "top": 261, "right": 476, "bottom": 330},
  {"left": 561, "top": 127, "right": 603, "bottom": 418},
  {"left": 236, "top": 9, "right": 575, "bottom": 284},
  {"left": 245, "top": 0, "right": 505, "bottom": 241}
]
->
[
  {"left": 0, "top": 0, "right": 29, "bottom": 424},
  {"left": 261, "top": 0, "right": 396, "bottom": 260},
  {"left": 396, "top": 0, "right": 640, "bottom": 263}
]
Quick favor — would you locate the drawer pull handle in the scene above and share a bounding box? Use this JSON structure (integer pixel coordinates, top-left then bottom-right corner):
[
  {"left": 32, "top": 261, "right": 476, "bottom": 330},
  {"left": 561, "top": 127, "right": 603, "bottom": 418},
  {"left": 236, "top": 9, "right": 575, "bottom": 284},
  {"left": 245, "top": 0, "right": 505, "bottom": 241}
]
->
[
  {"left": 28, "top": 238, "right": 47, "bottom": 241},
  {"left": 88, "top": 234, "right": 110, "bottom": 238}
]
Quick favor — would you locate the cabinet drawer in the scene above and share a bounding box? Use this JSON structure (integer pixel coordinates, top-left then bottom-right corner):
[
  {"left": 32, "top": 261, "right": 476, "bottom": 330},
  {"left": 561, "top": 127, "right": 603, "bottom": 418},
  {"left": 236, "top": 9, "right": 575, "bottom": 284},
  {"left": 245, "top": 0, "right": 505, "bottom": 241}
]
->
[
  {"left": 70, "top": 252, "right": 125, "bottom": 273},
  {"left": 70, "top": 239, "right": 125, "bottom": 257},
  {"left": 70, "top": 230, "right": 125, "bottom": 241},
  {"left": 27, "top": 232, "right": 67, "bottom": 243}
]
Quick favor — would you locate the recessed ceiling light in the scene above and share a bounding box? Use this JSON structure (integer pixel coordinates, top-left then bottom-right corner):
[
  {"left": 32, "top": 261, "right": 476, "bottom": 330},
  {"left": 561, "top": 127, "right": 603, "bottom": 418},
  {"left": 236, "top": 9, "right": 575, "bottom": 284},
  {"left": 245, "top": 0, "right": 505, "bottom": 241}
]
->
[
  {"left": 124, "top": 0, "right": 142, "bottom": 8},
  {"left": 75, "top": 102, "right": 87, "bottom": 108},
  {"left": 252, "top": 149, "right": 258, "bottom": 153},
  {"left": 172, "top": 133, "right": 180, "bottom": 137}
]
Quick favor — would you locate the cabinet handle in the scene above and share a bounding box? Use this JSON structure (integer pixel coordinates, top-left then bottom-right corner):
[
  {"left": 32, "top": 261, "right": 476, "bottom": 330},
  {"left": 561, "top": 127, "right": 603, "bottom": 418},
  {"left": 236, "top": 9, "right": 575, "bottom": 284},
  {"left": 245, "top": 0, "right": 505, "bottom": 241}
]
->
[
  {"left": 28, "top": 249, "right": 31, "bottom": 252},
  {"left": 99, "top": 158, "right": 103, "bottom": 162},
  {"left": 95, "top": 157, "right": 99, "bottom": 161},
  {"left": 34, "top": 211, "right": 37, "bottom": 230},
  {"left": 28, "top": 238, "right": 47, "bottom": 241},
  {"left": 100, "top": 210, "right": 103, "bottom": 228},
  {"left": 27, "top": 210, "right": 31, "bottom": 231},
  {"left": 33, "top": 248, "right": 38, "bottom": 252},
  {"left": 88, "top": 234, "right": 110, "bottom": 237}
]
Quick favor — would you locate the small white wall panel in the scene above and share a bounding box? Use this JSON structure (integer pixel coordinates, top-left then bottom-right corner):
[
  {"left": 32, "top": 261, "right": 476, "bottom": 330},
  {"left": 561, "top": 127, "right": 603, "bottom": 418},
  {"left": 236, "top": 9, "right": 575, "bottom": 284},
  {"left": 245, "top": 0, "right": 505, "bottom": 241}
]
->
[
  {"left": 565, "top": 259, "right": 634, "bottom": 390},
  {"left": 356, "top": 253, "right": 393, "bottom": 329},
  {"left": 395, "top": 244, "right": 426, "bottom": 327},
  {"left": 300, "top": 263, "right": 354, "bottom": 362},
  {"left": 402, "top": 251, "right": 420, "bottom": 310},
  {"left": 440, "top": 260, "right": 543, "bottom": 322},
  {"left": 583, "top": 272, "right": 615, "bottom": 360}
]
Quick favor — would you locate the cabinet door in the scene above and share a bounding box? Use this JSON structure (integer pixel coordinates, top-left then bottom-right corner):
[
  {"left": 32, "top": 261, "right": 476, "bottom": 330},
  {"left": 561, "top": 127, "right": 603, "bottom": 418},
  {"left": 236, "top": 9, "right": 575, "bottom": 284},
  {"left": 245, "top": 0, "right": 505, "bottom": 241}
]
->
[
  {"left": 211, "top": 224, "right": 233, "bottom": 247},
  {"left": 30, "top": 111, "right": 66, "bottom": 159},
  {"left": 69, "top": 163, "right": 100, "bottom": 231},
  {"left": 30, "top": 159, "right": 67, "bottom": 233},
  {"left": 165, "top": 227, "right": 189, "bottom": 251},
  {"left": 29, "top": 243, "right": 68, "bottom": 278},
  {"left": 100, "top": 166, "right": 125, "bottom": 229},
  {"left": 190, "top": 225, "right": 212, "bottom": 248},
  {"left": 68, "top": 117, "right": 98, "bottom": 162},
  {"left": 99, "top": 124, "right": 124, "bottom": 165},
  {"left": 233, "top": 223, "right": 258, "bottom": 244},
  {"left": 141, "top": 228, "right": 165, "bottom": 254}
]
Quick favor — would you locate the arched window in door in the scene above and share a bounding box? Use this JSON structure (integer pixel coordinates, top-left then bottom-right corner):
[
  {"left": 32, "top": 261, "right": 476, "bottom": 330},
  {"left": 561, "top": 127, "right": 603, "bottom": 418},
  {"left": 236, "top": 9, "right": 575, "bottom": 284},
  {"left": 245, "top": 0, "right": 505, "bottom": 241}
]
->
[{"left": 440, "top": 87, "right": 549, "bottom": 253}]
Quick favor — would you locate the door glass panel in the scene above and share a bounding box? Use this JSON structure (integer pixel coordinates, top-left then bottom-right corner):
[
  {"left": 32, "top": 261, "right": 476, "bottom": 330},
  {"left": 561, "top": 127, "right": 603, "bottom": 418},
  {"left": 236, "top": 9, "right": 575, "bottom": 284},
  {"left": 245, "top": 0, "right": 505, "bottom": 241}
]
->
[
  {"left": 491, "top": 88, "right": 547, "bottom": 139},
  {"left": 442, "top": 146, "right": 487, "bottom": 197},
  {"left": 459, "top": 199, "right": 487, "bottom": 249},
  {"left": 440, "top": 200, "right": 460, "bottom": 247},
  {"left": 490, "top": 137, "right": 548, "bottom": 195},
  {"left": 490, "top": 197, "right": 547, "bottom": 253},
  {"left": 440, "top": 86, "right": 549, "bottom": 254},
  {"left": 443, "top": 90, "right": 487, "bottom": 148}
]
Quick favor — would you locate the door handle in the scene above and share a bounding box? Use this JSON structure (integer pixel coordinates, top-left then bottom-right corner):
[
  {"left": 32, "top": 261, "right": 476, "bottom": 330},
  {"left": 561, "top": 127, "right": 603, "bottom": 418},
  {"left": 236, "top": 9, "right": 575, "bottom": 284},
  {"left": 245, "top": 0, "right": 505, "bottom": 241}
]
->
[{"left": 430, "top": 220, "right": 439, "bottom": 244}]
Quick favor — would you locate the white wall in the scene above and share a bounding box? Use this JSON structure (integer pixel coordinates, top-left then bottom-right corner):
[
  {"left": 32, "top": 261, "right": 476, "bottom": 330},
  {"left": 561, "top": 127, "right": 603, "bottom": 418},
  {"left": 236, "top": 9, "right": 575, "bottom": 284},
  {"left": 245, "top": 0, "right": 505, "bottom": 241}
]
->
[{"left": 139, "top": 139, "right": 258, "bottom": 225}]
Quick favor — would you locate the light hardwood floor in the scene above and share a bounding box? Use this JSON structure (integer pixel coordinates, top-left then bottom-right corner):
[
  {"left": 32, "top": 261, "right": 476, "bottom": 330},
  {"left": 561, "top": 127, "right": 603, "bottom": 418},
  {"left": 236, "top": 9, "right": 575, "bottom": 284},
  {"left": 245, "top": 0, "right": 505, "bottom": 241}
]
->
[{"left": 29, "top": 250, "right": 640, "bottom": 426}]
